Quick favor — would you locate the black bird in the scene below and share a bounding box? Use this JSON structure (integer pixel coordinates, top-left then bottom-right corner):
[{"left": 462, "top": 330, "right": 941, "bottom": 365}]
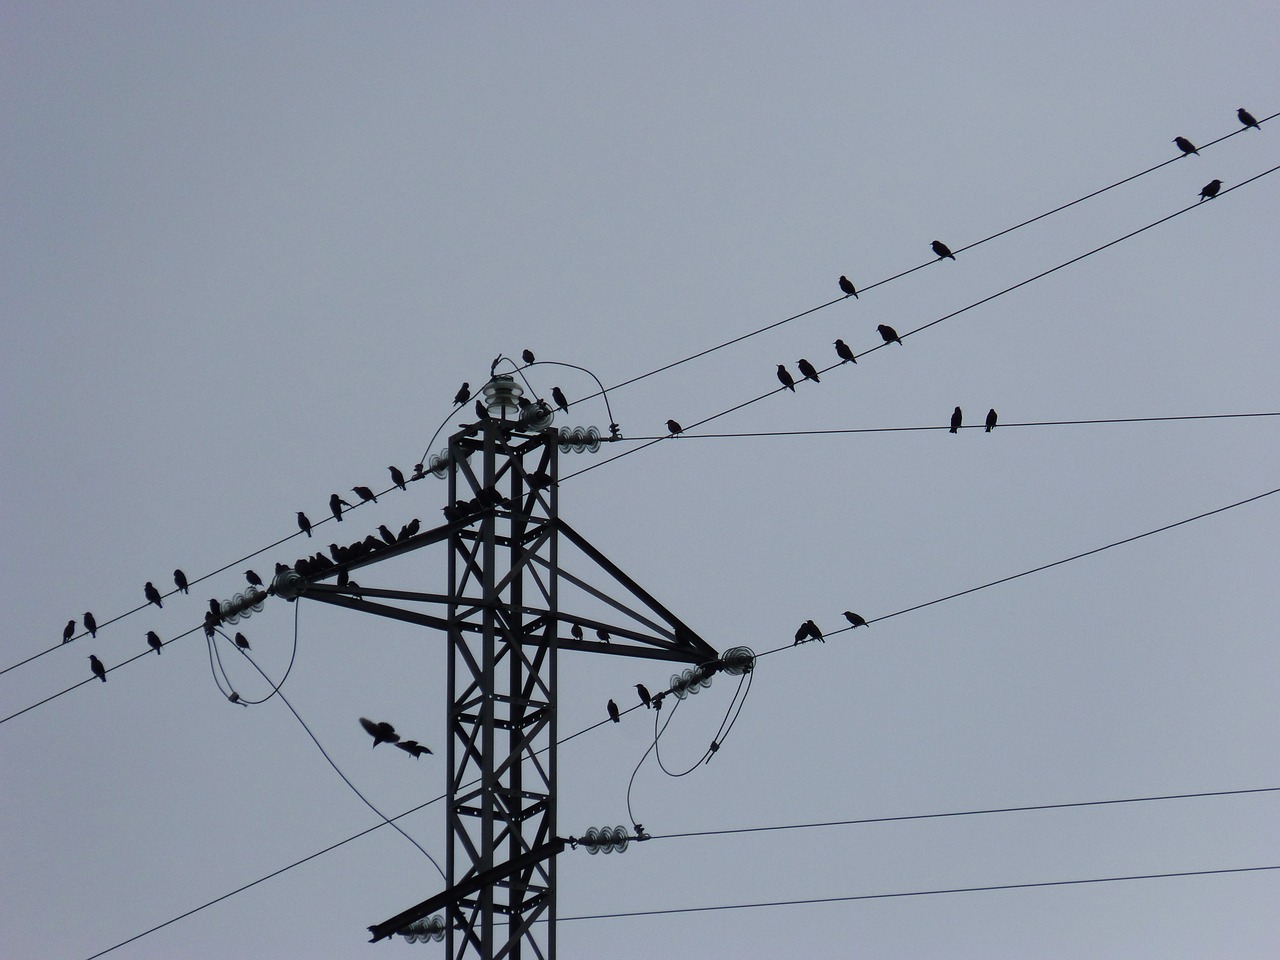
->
[
  {"left": 666, "top": 419, "right": 683, "bottom": 436},
  {"left": 475, "top": 399, "right": 490, "bottom": 421},
  {"left": 636, "top": 683, "right": 653, "bottom": 708},
  {"left": 1238, "top": 107, "right": 1260, "bottom": 130},
  {"left": 522, "top": 348, "right": 536, "bottom": 364},
  {"left": 83, "top": 612, "right": 97, "bottom": 638},
  {"left": 950, "top": 406, "right": 962, "bottom": 434},
  {"left": 776, "top": 364, "right": 796, "bottom": 392},
  {"left": 403, "top": 518, "right": 421, "bottom": 538},
  {"left": 551, "top": 387, "right": 570, "bottom": 412},
  {"left": 838, "top": 275, "right": 859, "bottom": 299},
  {"left": 793, "top": 622, "right": 814, "bottom": 645},
  {"left": 607, "top": 699, "right": 621, "bottom": 723},
  {"left": 234, "top": 632, "right": 251, "bottom": 651},
  {"left": 359, "top": 717, "right": 400, "bottom": 748},
  {"left": 245, "top": 569, "right": 264, "bottom": 587},
  {"left": 932, "top": 240, "right": 956, "bottom": 260},
  {"left": 209, "top": 598, "right": 222, "bottom": 619},
  {"left": 147, "top": 631, "right": 163, "bottom": 655},
  {"left": 63, "top": 619, "right": 76, "bottom": 643},
  {"left": 173, "top": 569, "right": 189, "bottom": 594},
  {"left": 144, "top": 581, "right": 163, "bottom": 608},
  {"left": 389, "top": 466, "right": 406, "bottom": 491},
  {"left": 454, "top": 382, "right": 471, "bottom": 405},
  {"left": 805, "top": 619, "right": 824, "bottom": 642},
  {"left": 877, "top": 324, "right": 902, "bottom": 345},
  {"left": 378, "top": 524, "right": 397, "bottom": 545},
  {"left": 570, "top": 623, "right": 584, "bottom": 641},
  {"left": 596, "top": 628, "right": 611, "bottom": 644},
  {"left": 843, "top": 611, "right": 868, "bottom": 628},
  {"left": 352, "top": 485, "right": 377, "bottom": 504},
  {"left": 1199, "top": 179, "right": 1222, "bottom": 201},
  {"left": 797, "top": 359, "right": 821, "bottom": 383},
  {"left": 834, "top": 339, "right": 857, "bottom": 364},
  {"left": 1173, "top": 136, "right": 1198, "bottom": 156},
  {"left": 329, "top": 493, "right": 351, "bottom": 522},
  {"left": 396, "top": 740, "right": 432, "bottom": 758},
  {"left": 297, "top": 511, "right": 313, "bottom": 537},
  {"left": 985, "top": 408, "right": 998, "bottom": 432},
  {"left": 89, "top": 654, "right": 106, "bottom": 682},
  {"left": 203, "top": 613, "right": 217, "bottom": 639}
]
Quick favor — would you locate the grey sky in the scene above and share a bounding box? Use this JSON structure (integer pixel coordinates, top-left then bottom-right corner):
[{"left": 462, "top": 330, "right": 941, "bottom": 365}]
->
[{"left": 2, "top": 4, "right": 1278, "bottom": 958}]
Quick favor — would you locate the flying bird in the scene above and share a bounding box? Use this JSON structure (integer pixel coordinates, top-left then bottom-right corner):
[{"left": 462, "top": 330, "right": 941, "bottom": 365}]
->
[
  {"left": 359, "top": 717, "right": 400, "bottom": 748},
  {"left": 173, "top": 569, "right": 189, "bottom": 594},
  {"left": 389, "top": 466, "right": 406, "bottom": 491},
  {"left": 1173, "top": 136, "right": 1198, "bottom": 156},
  {"left": 83, "top": 612, "right": 97, "bottom": 638},
  {"left": 147, "top": 631, "right": 163, "bottom": 655},
  {"left": 834, "top": 339, "right": 857, "bottom": 364},
  {"left": 297, "top": 511, "right": 312, "bottom": 537},
  {"left": 551, "top": 387, "right": 570, "bottom": 412},
  {"left": 1238, "top": 107, "right": 1260, "bottom": 130},
  {"left": 931, "top": 240, "right": 956, "bottom": 260},
  {"left": 89, "top": 655, "right": 107, "bottom": 682},
  {"left": 985, "top": 408, "right": 998, "bottom": 432},
  {"left": 666, "top": 419, "right": 683, "bottom": 435},
  {"left": 63, "top": 619, "right": 76, "bottom": 643},
  {"left": 454, "top": 382, "right": 471, "bottom": 405},
  {"left": 234, "top": 632, "right": 251, "bottom": 651},
  {"left": 776, "top": 364, "right": 796, "bottom": 392},
  {"left": 843, "top": 611, "right": 868, "bottom": 628},
  {"left": 877, "top": 324, "right": 902, "bottom": 345},
  {"left": 352, "top": 486, "right": 377, "bottom": 504},
  {"left": 950, "top": 407, "right": 962, "bottom": 434},
  {"left": 522, "top": 348, "right": 536, "bottom": 364},
  {"left": 636, "top": 683, "right": 653, "bottom": 708},
  {"left": 797, "top": 359, "right": 821, "bottom": 383},
  {"left": 1199, "top": 179, "right": 1222, "bottom": 201},
  {"left": 329, "top": 493, "right": 351, "bottom": 521},
  {"left": 607, "top": 699, "right": 621, "bottom": 723},
  {"left": 245, "top": 569, "right": 264, "bottom": 587},
  {"left": 396, "top": 740, "right": 433, "bottom": 758},
  {"left": 144, "top": 581, "right": 163, "bottom": 608},
  {"left": 838, "top": 275, "right": 858, "bottom": 299}
]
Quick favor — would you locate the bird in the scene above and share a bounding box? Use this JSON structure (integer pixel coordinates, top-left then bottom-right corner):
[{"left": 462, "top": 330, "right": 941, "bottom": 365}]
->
[
  {"left": 666, "top": 419, "right": 683, "bottom": 436},
  {"left": 396, "top": 740, "right": 432, "bottom": 758},
  {"left": 522, "top": 348, "right": 536, "bottom": 364},
  {"left": 776, "top": 364, "right": 796, "bottom": 392},
  {"left": 804, "top": 619, "right": 824, "bottom": 642},
  {"left": 173, "top": 569, "right": 189, "bottom": 594},
  {"left": 297, "top": 511, "right": 312, "bottom": 537},
  {"left": 147, "top": 631, "right": 163, "bottom": 655},
  {"left": 378, "top": 524, "right": 397, "bottom": 545},
  {"left": 144, "top": 581, "right": 163, "bottom": 608},
  {"left": 475, "top": 399, "right": 490, "bottom": 421},
  {"left": 950, "top": 406, "right": 962, "bottom": 434},
  {"left": 877, "top": 324, "right": 902, "bottom": 345},
  {"left": 843, "top": 611, "right": 868, "bottom": 628},
  {"left": 569, "top": 623, "right": 584, "bottom": 641},
  {"left": 793, "top": 621, "right": 816, "bottom": 645},
  {"left": 636, "top": 683, "right": 653, "bottom": 708},
  {"left": 838, "top": 275, "right": 858, "bottom": 299},
  {"left": 89, "top": 655, "right": 107, "bottom": 682},
  {"left": 834, "top": 339, "right": 857, "bottom": 364},
  {"left": 932, "top": 240, "right": 956, "bottom": 260},
  {"left": 83, "top": 612, "right": 97, "bottom": 638},
  {"left": 403, "top": 518, "right": 421, "bottom": 538},
  {"left": 551, "top": 387, "right": 569, "bottom": 412},
  {"left": 245, "top": 569, "right": 264, "bottom": 588},
  {"left": 1238, "top": 107, "right": 1260, "bottom": 130},
  {"left": 359, "top": 717, "right": 400, "bottom": 748},
  {"left": 389, "top": 466, "right": 406, "bottom": 491},
  {"left": 63, "top": 619, "right": 76, "bottom": 643},
  {"left": 328, "top": 493, "right": 349, "bottom": 522},
  {"left": 209, "top": 598, "right": 222, "bottom": 619},
  {"left": 1173, "top": 136, "right": 1198, "bottom": 156},
  {"left": 234, "top": 632, "right": 251, "bottom": 651},
  {"left": 1199, "top": 179, "right": 1222, "bottom": 201},
  {"left": 352, "top": 485, "right": 377, "bottom": 504},
  {"left": 797, "top": 359, "right": 821, "bottom": 383},
  {"left": 607, "top": 699, "right": 621, "bottom": 723},
  {"left": 985, "top": 408, "right": 998, "bottom": 432},
  {"left": 596, "top": 628, "right": 611, "bottom": 644},
  {"left": 454, "top": 382, "right": 471, "bottom": 405}
]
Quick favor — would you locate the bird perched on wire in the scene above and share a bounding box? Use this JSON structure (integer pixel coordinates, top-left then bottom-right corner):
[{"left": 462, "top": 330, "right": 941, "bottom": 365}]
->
[
  {"left": 607, "top": 699, "right": 621, "bottom": 723},
  {"left": 83, "top": 612, "right": 97, "bottom": 638},
  {"left": 838, "top": 275, "right": 858, "bottom": 299},
  {"left": 1238, "top": 107, "right": 1260, "bottom": 130},
  {"left": 797, "top": 359, "right": 821, "bottom": 383},
  {"left": 173, "top": 569, "right": 189, "bottom": 594},
  {"left": 396, "top": 740, "right": 433, "bottom": 758},
  {"left": 843, "top": 611, "right": 868, "bottom": 628},
  {"left": 454, "top": 382, "right": 471, "bottom": 405},
  {"left": 877, "top": 324, "right": 902, "bottom": 345},
  {"left": 209, "top": 598, "right": 222, "bottom": 620},
  {"left": 359, "top": 717, "right": 400, "bottom": 748},
  {"left": 522, "top": 348, "right": 536, "bottom": 364},
  {"left": 1199, "top": 179, "right": 1222, "bottom": 201},
  {"left": 570, "top": 623, "right": 584, "bottom": 641},
  {"left": 245, "top": 569, "right": 264, "bottom": 588},
  {"left": 89, "top": 655, "right": 106, "bottom": 682},
  {"left": 950, "top": 407, "right": 963, "bottom": 434},
  {"left": 63, "top": 619, "right": 76, "bottom": 644},
  {"left": 776, "top": 364, "right": 796, "bottom": 392},
  {"left": 931, "top": 240, "right": 956, "bottom": 260},
  {"left": 596, "top": 628, "right": 611, "bottom": 645},
  {"left": 147, "top": 631, "right": 163, "bottom": 655},
  {"left": 666, "top": 419, "right": 683, "bottom": 436},
  {"left": 234, "top": 633, "right": 251, "bottom": 651},
  {"left": 352, "top": 485, "right": 377, "bottom": 504},
  {"left": 297, "top": 511, "right": 313, "bottom": 537},
  {"left": 834, "top": 339, "right": 857, "bottom": 364},
  {"left": 389, "top": 466, "right": 406, "bottom": 491},
  {"left": 636, "top": 684, "right": 653, "bottom": 708},
  {"left": 985, "top": 408, "right": 998, "bottom": 432},
  {"left": 144, "top": 582, "right": 163, "bottom": 608},
  {"left": 329, "top": 493, "right": 352, "bottom": 522},
  {"left": 794, "top": 620, "right": 823, "bottom": 644},
  {"left": 551, "top": 387, "right": 569, "bottom": 412},
  {"left": 1173, "top": 136, "right": 1198, "bottom": 156}
]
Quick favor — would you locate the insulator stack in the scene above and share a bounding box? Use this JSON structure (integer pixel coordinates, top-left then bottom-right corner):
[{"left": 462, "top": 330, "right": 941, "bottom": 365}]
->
[
  {"left": 399, "top": 915, "right": 446, "bottom": 943},
  {"left": 557, "top": 425, "right": 601, "bottom": 453},
  {"left": 581, "top": 825, "right": 630, "bottom": 854},
  {"left": 216, "top": 588, "right": 269, "bottom": 622},
  {"left": 669, "top": 664, "right": 713, "bottom": 700}
]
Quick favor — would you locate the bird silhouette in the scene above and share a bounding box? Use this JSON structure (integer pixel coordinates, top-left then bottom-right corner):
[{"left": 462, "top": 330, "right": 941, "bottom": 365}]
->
[
  {"left": 985, "top": 408, "right": 998, "bottom": 432},
  {"left": 522, "top": 348, "right": 536, "bottom": 364},
  {"left": 776, "top": 364, "right": 796, "bottom": 392},
  {"left": 1238, "top": 107, "right": 1260, "bottom": 130},
  {"left": 147, "top": 631, "right": 163, "bottom": 655},
  {"left": 596, "top": 628, "right": 611, "bottom": 644},
  {"left": 551, "top": 387, "right": 569, "bottom": 412},
  {"left": 245, "top": 569, "right": 263, "bottom": 588},
  {"left": 396, "top": 740, "right": 432, "bottom": 758},
  {"left": 636, "top": 683, "right": 653, "bottom": 708},
  {"left": 1200, "top": 179, "right": 1222, "bottom": 201},
  {"left": 203, "top": 612, "right": 217, "bottom": 639},
  {"left": 804, "top": 619, "right": 824, "bottom": 642},
  {"left": 797, "top": 359, "right": 821, "bottom": 383},
  {"left": 794, "top": 622, "right": 816, "bottom": 645},
  {"left": 403, "top": 518, "right": 421, "bottom": 538},
  {"left": 843, "top": 611, "right": 868, "bottom": 628},
  {"left": 89, "top": 654, "right": 107, "bottom": 682},
  {"left": 1173, "top": 136, "right": 1198, "bottom": 156},
  {"left": 834, "top": 339, "right": 857, "bottom": 364},
  {"left": 63, "top": 619, "right": 76, "bottom": 643},
  {"left": 379, "top": 524, "right": 397, "bottom": 545},
  {"left": 454, "top": 382, "right": 471, "bottom": 405},
  {"left": 838, "top": 275, "right": 858, "bottom": 299},
  {"left": 173, "top": 569, "right": 189, "bottom": 594},
  {"left": 297, "top": 511, "right": 313, "bottom": 537},
  {"left": 607, "top": 699, "right": 621, "bottom": 723},
  {"left": 83, "top": 612, "right": 97, "bottom": 638},
  {"left": 234, "top": 632, "right": 251, "bottom": 651},
  {"left": 389, "top": 466, "right": 406, "bottom": 491},
  {"left": 877, "top": 324, "right": 902, "bottom": 345},
  {"left": 352, "top": 485, "right": 377, "bottom": 504},
  {"left": 209, "top": 598, "right": 222, "bottom": 619},
  {"left": 932, "top": 240, "right": 956, "bottom": 260},
  {"left": 329, "top": 493, "right": 350, "bottom": 521},
  {"left": 144, "top": 582, "right": 163, "bottom": 608},
  {"left": 359, "top": 717, "right": 400, "bottom": 747},
  {"left": 475, "top": 399, "right": 491, "bottom": 421},
  {"left": 950, "top": 407, "right": 962, "bottom": 434},
  {"left": 570, "top": 623, "right": 584, "bottom": 641},
  {"left": 666, "top": 419, "right": 683, "bottom": 436}
]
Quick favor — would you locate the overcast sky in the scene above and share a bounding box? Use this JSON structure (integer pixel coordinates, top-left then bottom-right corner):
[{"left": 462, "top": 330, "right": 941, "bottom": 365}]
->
[{"left": 3, "top": 4, "right": 1278, "bottom": 959}]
